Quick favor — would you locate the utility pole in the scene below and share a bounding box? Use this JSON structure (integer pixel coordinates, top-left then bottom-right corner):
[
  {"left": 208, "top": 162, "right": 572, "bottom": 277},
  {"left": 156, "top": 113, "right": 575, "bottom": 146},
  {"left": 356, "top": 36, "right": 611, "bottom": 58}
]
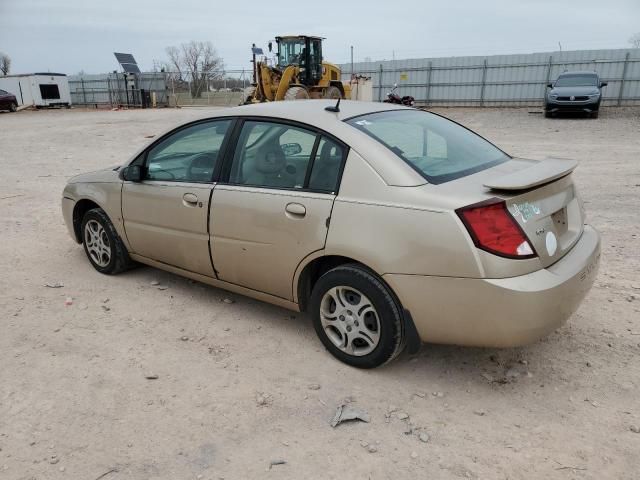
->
[
  {"left": 251, "top": 43, "right": 257, "bottom": 84},
  {"left": 350, "top": 45, "right": 354, "bottom": 75}
]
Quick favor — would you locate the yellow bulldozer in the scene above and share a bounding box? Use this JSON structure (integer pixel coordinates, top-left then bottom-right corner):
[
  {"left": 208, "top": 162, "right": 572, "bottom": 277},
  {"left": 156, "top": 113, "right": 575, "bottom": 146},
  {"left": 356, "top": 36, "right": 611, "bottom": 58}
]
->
[{"left": 244, "top": 35, "right": 351, "bottom": 103}]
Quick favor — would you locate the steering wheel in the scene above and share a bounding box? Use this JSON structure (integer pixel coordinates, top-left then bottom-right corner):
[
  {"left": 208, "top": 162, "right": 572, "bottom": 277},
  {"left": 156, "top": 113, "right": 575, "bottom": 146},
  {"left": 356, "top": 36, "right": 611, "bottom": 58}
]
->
[
  {"left": 186, "top": 153, "right": 216, "bottom": 181},
  {"left": 148, "top": 168, "right": 176, "bottom": 180}
]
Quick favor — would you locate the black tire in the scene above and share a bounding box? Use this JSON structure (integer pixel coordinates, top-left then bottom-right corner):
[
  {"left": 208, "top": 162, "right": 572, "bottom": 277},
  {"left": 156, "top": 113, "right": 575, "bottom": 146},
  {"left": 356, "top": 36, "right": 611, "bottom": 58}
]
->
[
  {"left": 81, "top": 208, "right": 133, "bottom": 274},
  {"left": 9, "top": 102, "right": 17, "bottom": 113},
  {"left": 309, "top": 264, "right": 405, "bottom": 368},
  {"left": 590, "top": 111, "right": 599, "bottom": 119},
  {"left": 544, "top": 110, "right": 552, "bottom": 118}
]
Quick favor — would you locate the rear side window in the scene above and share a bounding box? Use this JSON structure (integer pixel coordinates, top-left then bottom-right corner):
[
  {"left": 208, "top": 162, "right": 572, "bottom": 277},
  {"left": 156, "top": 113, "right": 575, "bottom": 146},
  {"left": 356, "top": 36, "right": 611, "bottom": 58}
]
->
[
  {"left": 346, "top": 110, "right": 508, "bottom": 184},
  {"left": 228, "top": 120, "right": 345, "bottom": 193}
]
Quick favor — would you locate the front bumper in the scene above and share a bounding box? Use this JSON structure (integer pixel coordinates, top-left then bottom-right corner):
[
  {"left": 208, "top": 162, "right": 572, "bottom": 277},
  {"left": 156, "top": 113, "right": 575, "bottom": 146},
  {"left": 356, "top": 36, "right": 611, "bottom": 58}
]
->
[
  {"left": 545, "top": 99, "right": 600, "bottom": 113},
  {"left": 384, "top": 225, "right": 601, "bottom": 348}
]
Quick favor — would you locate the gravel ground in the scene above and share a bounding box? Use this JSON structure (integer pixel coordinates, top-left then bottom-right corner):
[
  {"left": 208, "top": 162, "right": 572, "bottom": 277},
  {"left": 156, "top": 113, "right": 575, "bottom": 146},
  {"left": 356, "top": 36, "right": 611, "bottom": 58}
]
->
[{"left": 1, "top": 105, "right": 639, "bottom": 480}]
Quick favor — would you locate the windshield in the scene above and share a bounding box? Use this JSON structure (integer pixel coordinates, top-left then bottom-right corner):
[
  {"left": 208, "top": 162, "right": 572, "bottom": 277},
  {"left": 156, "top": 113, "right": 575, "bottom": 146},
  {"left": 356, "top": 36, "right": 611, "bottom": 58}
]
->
[
  {"left": 278, "top": 38, "right": 305, "bottom": 67},
  {"left": 346, "top": 110, "right": 508, "bottom": 184},
  {"left": 555, "top": 74, "right": 598, "bottom": 87}
]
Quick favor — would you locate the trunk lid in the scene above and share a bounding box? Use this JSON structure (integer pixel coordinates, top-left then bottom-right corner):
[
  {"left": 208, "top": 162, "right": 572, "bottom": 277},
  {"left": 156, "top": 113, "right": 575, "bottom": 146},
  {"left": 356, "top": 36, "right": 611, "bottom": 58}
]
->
[{"left": 488, "top": 158, "right": 584, "bottom": 268}]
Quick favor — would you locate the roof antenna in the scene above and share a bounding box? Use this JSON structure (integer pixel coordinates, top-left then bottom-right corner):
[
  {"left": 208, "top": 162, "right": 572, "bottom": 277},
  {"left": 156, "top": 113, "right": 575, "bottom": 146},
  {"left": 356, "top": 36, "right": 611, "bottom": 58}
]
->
[{"left": 325, "top": 97, "right": 341, "bottom": 112}]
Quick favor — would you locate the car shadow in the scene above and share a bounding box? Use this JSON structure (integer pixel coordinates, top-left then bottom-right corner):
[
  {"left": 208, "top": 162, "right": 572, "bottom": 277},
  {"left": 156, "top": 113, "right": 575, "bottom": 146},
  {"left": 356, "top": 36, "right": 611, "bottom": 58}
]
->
[{"left": 109, "top": 261, "right": 567, "bottom": 390}]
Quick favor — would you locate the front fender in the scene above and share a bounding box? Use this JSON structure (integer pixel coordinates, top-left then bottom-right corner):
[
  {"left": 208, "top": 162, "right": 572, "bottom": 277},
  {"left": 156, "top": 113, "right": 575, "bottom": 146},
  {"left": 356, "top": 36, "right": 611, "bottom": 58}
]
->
[{"left": 63, "top": 182, "right": 129, "bottom": 250}]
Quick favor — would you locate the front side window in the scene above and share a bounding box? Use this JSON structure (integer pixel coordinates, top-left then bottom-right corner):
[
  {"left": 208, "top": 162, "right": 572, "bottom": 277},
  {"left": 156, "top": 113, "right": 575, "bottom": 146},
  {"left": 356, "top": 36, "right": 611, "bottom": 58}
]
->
[
  {"left": 278, "top": 38, "right": 305, "bottom": 67},
  {"left": 228, "top": 120, "right": 344, "bottom": 193},
  {"left": 145, "top": 120, "right": 231, "bottom": 182},
  {"left": 346, "top": 110, "right": 508, "bottom": 184},
  {"left": 555, "top": 74, "right": 598, "bottom": 87}
]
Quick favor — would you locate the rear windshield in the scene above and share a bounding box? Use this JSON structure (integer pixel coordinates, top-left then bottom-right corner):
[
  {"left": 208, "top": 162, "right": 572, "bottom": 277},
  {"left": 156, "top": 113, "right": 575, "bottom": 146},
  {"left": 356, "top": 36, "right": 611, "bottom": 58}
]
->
[
  {"left": 555, "top": 74, "right": 598, "bottom": 87},
  {"left": 346, "top": 110, "right": 508, "bottom": 184}
]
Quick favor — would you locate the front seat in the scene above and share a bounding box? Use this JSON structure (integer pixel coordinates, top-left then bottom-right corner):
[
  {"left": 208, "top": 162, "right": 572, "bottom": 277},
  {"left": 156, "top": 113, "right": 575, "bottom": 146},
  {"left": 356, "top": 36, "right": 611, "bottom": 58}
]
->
[{"left": 308, "top": 141, "right": 341, "bottom": 192}]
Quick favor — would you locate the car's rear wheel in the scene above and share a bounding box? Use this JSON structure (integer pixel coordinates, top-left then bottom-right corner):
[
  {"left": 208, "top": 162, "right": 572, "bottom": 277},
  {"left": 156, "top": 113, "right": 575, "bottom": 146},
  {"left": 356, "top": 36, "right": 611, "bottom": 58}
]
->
[
  {"left": 81, "top": 208, "right": 133, "bottom": 274},
  {"left": 9, "top": 102, "right": 17, "bottom": 112},
  {"left": 310, "top": 264, "right": 405, "bottom": 368}
]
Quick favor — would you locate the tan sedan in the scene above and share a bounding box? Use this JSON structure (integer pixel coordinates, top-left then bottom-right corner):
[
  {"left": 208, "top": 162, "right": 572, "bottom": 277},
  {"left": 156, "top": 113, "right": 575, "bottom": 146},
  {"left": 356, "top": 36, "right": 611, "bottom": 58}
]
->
[{"left": 62, "top": 100, "right": 600, "bottom": 368}]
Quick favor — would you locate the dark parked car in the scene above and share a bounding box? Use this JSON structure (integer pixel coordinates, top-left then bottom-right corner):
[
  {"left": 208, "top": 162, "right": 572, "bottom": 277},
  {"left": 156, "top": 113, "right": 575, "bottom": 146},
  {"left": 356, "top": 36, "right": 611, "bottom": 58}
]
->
[
  {"left": 0, "top": 89, "right": 18, "bottom": 112},
  {"left": 545, "top": 71, "right": 607, "bottom": 118}
]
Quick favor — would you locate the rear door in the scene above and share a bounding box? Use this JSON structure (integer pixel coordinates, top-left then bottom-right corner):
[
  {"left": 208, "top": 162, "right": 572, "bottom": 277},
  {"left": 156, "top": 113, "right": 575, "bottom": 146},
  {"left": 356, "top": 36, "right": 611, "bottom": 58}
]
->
[
  {"left": 210, "top": 119, "right": 346, "bottom": 300},
  {"left": 122, "top": 119, "right": 233, "bottom": 276}
]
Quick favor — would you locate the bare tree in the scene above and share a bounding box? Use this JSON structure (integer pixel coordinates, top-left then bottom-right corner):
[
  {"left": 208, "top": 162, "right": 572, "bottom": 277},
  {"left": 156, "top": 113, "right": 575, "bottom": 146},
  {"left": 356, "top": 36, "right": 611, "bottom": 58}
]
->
[
  {"left": 0, "top": 52, "right": 11, "bottom": 75},
  {"left": 630, "top": 32, "right": 640, "bottom": 48},
  {"left": 165, "top": 41, "right": 223, "bottom": 97}
]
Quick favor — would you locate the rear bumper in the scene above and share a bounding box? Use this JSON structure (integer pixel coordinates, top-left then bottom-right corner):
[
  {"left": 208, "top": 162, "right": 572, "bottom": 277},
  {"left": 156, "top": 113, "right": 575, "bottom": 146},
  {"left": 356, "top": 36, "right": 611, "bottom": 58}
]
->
[{"left": 384, "top": 225, "right": 600, "bottom": 348}]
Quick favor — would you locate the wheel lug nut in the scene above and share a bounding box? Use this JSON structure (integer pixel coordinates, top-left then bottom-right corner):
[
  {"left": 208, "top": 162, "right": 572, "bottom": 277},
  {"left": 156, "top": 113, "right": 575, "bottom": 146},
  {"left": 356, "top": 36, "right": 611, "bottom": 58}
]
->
[
  {"left": 355, "top": 321, "right": 359, "bottom": 326},
  {"left": 346, "top": 326, "right": 352, "bottom": 332},
  {"left": 339, "top": 315, "right": 345, "bottom": 321}
]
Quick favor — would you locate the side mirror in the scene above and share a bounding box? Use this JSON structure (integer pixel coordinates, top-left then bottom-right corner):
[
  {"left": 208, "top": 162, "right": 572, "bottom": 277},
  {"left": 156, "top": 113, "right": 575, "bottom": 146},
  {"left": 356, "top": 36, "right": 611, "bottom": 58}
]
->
[
  {"left": 281, "top": 143, "right": 302, "bottom": 156},
  {"left": 547, "top": 83, "right": 553, "bottom": 88},
  {"left": 600, "top": 82, "right": 608, "bottom": 87},
  {"left": 121, "top": 165, "right": 143, "bottom": 182}
]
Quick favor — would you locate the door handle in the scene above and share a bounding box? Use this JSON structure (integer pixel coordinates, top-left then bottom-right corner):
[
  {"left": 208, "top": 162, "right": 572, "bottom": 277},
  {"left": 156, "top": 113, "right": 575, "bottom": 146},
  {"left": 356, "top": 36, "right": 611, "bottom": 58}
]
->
[
  {"left": 285, "top": 202, "right": 306, "bottom": 217},
  {"left": 182, "top": 193, "right": 199, "bottom": 206}
]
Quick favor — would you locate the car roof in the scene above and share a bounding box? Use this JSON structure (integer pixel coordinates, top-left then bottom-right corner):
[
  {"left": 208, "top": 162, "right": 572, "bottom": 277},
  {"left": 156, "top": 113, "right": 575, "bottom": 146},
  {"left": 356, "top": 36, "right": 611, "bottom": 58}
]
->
[{"left": 227, "top": 99, "right": 406, "bottom": 123}]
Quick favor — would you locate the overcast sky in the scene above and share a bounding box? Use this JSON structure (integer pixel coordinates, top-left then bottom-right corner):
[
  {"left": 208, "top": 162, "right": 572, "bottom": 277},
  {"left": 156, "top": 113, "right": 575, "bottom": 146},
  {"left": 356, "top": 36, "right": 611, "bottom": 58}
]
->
[{"left": 1, "top": 0, "right": 638, "bottom": 74}]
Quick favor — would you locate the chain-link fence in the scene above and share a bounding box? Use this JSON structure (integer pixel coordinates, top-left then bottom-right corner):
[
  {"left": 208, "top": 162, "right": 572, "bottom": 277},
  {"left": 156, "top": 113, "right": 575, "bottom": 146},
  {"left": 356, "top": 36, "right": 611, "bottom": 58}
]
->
[
  {"left": 164, "top": 69, "right": 251, "bottom": 107},
  {"left": 69, "top": 73, "right": 169, "bottom": 108},
  {"left": 69, "top": 70, "right": 253, "bottom": 108}
]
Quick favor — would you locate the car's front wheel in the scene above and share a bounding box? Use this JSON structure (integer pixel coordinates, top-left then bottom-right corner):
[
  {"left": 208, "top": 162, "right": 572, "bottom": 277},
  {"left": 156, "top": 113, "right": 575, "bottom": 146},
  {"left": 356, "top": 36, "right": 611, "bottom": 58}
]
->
[
  {"left": 310, "top": 264, "right": 405, "bottom": 368},
  {"left": 9, "top": 102, "right": 17, "bottom": 112},
  {"left": 81, "top": 208, "right": 133, "bottom": 274}
]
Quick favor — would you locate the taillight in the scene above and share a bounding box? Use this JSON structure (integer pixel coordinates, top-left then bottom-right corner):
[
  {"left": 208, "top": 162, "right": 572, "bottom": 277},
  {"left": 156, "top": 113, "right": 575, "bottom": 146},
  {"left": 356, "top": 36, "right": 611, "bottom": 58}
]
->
[{"left": 456, "top": 199, "right": 537, "bottom": 259}]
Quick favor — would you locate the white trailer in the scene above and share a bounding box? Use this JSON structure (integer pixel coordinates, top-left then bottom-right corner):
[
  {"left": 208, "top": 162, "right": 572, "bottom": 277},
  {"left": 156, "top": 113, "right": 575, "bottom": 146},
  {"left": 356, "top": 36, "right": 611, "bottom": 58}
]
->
[{"left": 0, "top": 73, "right": 71, "bottom": 108}]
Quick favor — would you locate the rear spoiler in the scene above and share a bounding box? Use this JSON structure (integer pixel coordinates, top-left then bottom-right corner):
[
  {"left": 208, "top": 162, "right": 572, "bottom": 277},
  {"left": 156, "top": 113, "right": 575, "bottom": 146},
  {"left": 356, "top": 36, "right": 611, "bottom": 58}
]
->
[{"left": 484, "top": 158, "right": 578, "bottom": 191}]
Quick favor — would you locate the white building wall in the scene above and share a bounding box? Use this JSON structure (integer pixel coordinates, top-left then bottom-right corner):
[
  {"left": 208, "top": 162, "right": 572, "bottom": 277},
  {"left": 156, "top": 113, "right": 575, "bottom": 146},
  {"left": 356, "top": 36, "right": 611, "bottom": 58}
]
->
[{"left": 0, "top": 74, "right": 71, "bottom": 107}]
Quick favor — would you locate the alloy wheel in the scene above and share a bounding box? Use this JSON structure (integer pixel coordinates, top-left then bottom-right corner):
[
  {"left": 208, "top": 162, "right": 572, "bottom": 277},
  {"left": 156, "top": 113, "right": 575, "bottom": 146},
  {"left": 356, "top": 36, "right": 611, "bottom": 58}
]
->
[
  {"left": 84, "top": 219, "right": 111, "bottom": 267},
  {"left": 319, "top": 286, "right": 381, "bottom": 356}
]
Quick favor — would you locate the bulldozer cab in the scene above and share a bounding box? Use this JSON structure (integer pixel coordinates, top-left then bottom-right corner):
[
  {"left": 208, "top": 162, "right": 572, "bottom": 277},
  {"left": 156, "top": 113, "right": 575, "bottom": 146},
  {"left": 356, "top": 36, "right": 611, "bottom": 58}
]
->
[{"left": 276, "top": 36, "right": 323, "bottom": 86}]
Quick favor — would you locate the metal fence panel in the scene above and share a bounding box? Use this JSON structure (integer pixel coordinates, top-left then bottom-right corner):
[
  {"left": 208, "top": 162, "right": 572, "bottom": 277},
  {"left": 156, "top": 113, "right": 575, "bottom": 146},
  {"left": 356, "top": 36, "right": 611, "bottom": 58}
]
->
[{"left": 340, "top": 48, "right": 640, "bottom": 106}]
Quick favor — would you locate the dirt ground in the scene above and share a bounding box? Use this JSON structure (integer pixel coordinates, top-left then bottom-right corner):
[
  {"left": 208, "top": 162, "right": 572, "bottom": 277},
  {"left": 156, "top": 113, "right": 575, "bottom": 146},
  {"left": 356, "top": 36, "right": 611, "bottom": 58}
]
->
[{"left": 1, "top": 105, "right": 639, "bottom": 480}]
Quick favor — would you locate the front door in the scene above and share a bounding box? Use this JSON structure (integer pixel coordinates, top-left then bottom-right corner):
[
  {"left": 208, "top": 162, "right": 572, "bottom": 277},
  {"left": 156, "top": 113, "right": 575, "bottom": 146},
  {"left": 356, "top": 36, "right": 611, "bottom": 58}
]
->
[
  {"left": 211, "top": 119, "right": 346, "bottom": 300},
  {"left": 122, "top": 119, "right": 233, "bottom": 276}
]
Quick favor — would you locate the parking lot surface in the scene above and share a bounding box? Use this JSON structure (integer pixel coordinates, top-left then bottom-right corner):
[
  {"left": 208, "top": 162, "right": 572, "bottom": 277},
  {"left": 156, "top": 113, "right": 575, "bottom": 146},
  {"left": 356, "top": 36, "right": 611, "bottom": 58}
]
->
[{"left": 1, "top": 106, "right": 639, "bottom": 479}]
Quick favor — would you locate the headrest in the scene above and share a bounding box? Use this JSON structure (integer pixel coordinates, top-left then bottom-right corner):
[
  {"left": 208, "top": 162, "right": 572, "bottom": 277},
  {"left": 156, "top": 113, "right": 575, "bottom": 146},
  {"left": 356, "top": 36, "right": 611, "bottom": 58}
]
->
[{"left": 255, "top": 144, "right": 286, "bottom": 174}]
